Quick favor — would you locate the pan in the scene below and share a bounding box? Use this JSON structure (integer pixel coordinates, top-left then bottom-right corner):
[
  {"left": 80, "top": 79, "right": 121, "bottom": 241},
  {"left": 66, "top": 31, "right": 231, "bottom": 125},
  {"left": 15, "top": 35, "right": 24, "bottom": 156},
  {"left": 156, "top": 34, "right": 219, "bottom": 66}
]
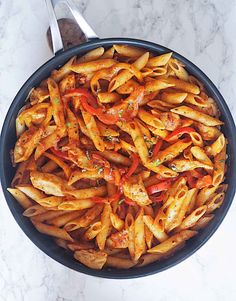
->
[{"left": 0, "top": 0, "right": 236, "bottom": 279}]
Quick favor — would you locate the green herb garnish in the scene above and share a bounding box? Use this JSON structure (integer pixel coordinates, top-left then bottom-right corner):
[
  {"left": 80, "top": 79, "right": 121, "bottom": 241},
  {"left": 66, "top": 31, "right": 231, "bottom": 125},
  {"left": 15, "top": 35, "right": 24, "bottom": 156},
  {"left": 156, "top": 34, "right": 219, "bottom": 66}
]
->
[{"left": 53, "top": 97, "right": 59, "bottom": 104}]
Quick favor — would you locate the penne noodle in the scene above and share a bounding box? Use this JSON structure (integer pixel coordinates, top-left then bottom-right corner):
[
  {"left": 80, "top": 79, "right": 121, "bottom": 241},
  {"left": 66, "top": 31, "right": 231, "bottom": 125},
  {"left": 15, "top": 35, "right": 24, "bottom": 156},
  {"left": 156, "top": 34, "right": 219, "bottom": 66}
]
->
[
  {"left": 138, "top": 109, "right": 165, "bottom": 129},
  {"left": 47, "top": 210, "right": 85, "bottom": 227},
  {"left": 51, "top": 56, "right": 76, "bottom": 82},
  {"left": 23, "top": 204, "right": 48, "bottom": 217},
  {"left": 137, "top": 242, "right": 185, "bottom": 267},
  {"left": 205, "top": 134, "right": 225, "bottom": 157},
  {"left": 212, "top": 144, "right": 226, "bottom": 186},
  {"left": 113, "top": 44, "right": 146, "bottom": 58},
  {"left": 96, "top": 203, "right": 112, "bottom": 250},
  {"left": 125, "top": 213, "right": 135, "bottom": 259},
  {"left": 169, "top": 159, "right": 213, "bottom": 173},
  {"left": 108, "top": 52, "right": 149, "bottom": 91},
  {"left": 184, "top": 93, "right": 208, "bottom": 107},
  {"left": 166, "top": 77, "right": 200, "bottom": 94},
  {"left": 156, "top": 139, "right": 192, "bottom": 164},
  {"left": 7, "top": 188, "right": 33, "bottom": 209},
  {"left": 84, "top": 221, "right": 103, "bottom": 240},
  {"left": 164, "top": 186, "right": 188, "bottom": 232},
  {"left": 81, "top": 107, "right": 105, "bottom": 152},
  {"left": 171, "top": 106, "right": 223, "bottom": 126},
  {"left": 134, "top": 208, "right": 146, "bottom": 261},
  {"left": 190, "top": 146, "right": 213, "bottom": 166},
  {"left": 71, "top": 59, "right": 116, "bottom": 74},
  {"left": 175, "top": 205, "right": 207, "bottom": 231},
  {"left": 147, "top": 230, "right": 197, "bottom": 254},
  {"left": 161, "top": 91, "right": 187, "bottom": 104},
  {"left": 196, "top": 185, "right": 219, "bottom": 207},
  {"left": 58, "top": 198, "right": 95, "bottom": 211},
  {"left": 100, "top": 46, "right": 115, "bottom": 59},
  {"left": 206, "top": 192, "right": 225, "bottom": 213},
  {"left": 16, "top": 184, "right": 46, "bottom": 202},
  {"left": 106, "top": 256, "right": 137, "bottom": 269},
  {"left": 146, "top": 52, "right": 172, "bottom": 68},
  {"left": 64, "top": 204, "right": 103, "bottom": 231},
  {"left": 77, "top": 47, "right": 104, "bottom": 63},
  {"left": 144, "top": 79, "right": 175, "bottom": 94},
  {"left": 32, "top": 221, "right": 74, "bottom": 241},
  {"left": 143, "top": 215, "right": 168, "bottom": 242},
  {"left": 32, "top": 210, "right": 66, "bottom": 222},
  {"left": 110, "top": 212, "right": 125, "bottom": 231},
  {"left": 191, "top": 214, "right": 214, "bottom": 231},
  {"left": 65, "top": 186, "right": 107, "bottom": 199},
  {"left": 168, "top": 58, "right": 188, "bottom": 81}
]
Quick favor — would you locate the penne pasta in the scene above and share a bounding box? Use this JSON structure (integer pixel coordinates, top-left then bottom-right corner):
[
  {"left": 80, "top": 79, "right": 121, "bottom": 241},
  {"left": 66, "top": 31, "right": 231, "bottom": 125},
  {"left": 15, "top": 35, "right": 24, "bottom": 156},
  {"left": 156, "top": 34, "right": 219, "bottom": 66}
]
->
[
  {"left": 32, "top": 221, "right": 74, "bottom": 242},
  {"left": 9, "top": 45, "right": 227, "bottom": 270},
  {"left": 171, "top": 106, "right": 223, "bottom": 126},
  {"left": 147, "top": 230, "right": 197, "bottom": 254}
]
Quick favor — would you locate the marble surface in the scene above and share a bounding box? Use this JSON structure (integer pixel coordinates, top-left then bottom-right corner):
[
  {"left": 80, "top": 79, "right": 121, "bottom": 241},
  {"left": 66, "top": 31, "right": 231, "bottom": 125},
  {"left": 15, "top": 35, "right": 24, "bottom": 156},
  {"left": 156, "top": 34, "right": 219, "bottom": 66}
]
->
[{"left": 0, "top": 0, "right": 236, "bottom": 300}]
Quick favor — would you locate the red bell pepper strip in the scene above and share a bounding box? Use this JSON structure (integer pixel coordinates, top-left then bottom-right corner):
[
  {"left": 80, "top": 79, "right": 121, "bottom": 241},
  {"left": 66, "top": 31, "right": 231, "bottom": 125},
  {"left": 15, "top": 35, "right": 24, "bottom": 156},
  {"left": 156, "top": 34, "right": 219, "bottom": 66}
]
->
[
  {"left": 124, "top": 197, "right": 136, "bottom": 206},
  {"left": 64, "top": 88, "right": 98, "bottom": 107},
  {"left": 146, "top": 179, "right": 173, "bottom": 195},
  {"left": 152, "top": 139, "right": 163, "bottom": 158},
  {"left": 80, "top": 97, "right": 118, "bottom": 125},
  {"left": 165, "top": 127, "right": 195, "bottom": 142},
  {"left": 126, "top": 153, "right": 139, "bottom": 178},
  {"left": 50, "top": 147, "right": 70, "bottom": 161}
]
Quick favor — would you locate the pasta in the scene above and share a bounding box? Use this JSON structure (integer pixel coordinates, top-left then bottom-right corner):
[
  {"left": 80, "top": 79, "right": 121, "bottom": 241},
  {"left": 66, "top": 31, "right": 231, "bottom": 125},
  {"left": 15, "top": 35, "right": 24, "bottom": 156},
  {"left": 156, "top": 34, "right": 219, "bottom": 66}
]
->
[{"left": 9, "top": 45, "right": 228, "bottom": 270}]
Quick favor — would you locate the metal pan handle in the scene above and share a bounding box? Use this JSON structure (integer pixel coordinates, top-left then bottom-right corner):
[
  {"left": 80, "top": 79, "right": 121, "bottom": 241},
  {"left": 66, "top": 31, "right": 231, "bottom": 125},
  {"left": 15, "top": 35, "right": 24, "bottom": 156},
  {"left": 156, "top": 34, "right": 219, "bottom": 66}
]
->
[{"left": 45, "top": 0, "right": 98, "bottom": 55}]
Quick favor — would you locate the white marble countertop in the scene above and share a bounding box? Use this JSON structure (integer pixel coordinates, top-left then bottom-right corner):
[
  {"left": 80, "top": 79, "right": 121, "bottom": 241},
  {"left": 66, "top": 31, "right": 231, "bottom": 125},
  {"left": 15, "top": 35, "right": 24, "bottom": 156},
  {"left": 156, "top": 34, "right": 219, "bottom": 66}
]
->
[{"left": 0, "top": 0, "right": 236, "bottom": 300}]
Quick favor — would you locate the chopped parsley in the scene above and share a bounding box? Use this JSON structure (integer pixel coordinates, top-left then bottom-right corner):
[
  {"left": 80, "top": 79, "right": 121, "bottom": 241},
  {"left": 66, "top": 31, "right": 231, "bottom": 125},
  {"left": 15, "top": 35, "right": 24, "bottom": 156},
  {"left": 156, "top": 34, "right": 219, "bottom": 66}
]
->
[
  {"left": 53, "top": 97, "right": 59, "bottom": 104},
  {"left": 118, "top": 109, "right": 124, "bottom": 118},
  {"left": 154, "top": 159, "right": 161, "bottom": 166},
  {"left": 66, "top": 122, "right": 71, "bottom": 128}
]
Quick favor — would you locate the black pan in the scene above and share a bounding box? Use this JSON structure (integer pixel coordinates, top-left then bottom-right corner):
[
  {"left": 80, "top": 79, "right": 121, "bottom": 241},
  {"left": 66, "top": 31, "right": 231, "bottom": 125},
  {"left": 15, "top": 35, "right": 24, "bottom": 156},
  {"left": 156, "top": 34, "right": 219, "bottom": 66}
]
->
[{"left": 1, "top": 0, "right": 236, "bottom": 279}]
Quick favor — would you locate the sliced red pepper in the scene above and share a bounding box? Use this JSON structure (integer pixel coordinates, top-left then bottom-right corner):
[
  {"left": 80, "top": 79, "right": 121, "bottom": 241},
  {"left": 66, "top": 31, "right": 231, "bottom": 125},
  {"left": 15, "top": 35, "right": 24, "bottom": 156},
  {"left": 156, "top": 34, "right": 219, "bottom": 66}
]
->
[
  {"left": 124, "top": 197, "right": 136, "bottom": 206},
  {"left": 126, "top": 153, "right": 139, "bottom": 178},
  {"left": 165, "top": 127, "right": 195, "bottom": 142},
  {"left": 80, "top": 97, "right": 118, "bottom": 125},
  {"left": 195, "top": 175, "right": 212, "bottom": 189},
  {"left": 92, "top": 197, "right": 109, "bottom": 204},
  {"left": 64, "top": 88, "right": 98, "bottom": 107},
  {"left": 50, "top": 147, "right": 70, "bottom": 161},
  {"left": 152, "top": 139, "right": 163, "bottom": 158},
  {"left": 146, "top": 179, "right": 173, "bottom": 195}
]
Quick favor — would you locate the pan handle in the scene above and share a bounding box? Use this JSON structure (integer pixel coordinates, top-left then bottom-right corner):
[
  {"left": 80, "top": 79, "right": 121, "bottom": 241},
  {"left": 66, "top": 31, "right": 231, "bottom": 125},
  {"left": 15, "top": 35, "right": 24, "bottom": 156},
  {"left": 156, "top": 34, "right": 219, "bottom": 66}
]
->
[{"left": 45, "top": 0, "right": 98, "bottom": 55}]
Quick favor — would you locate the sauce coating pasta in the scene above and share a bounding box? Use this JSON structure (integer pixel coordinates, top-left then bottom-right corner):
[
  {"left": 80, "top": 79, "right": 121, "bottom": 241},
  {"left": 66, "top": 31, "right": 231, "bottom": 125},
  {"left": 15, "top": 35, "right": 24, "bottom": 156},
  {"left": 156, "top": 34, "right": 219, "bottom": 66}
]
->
[{"left": 9, "top": 45, "right": 227, "bottom": 270}]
